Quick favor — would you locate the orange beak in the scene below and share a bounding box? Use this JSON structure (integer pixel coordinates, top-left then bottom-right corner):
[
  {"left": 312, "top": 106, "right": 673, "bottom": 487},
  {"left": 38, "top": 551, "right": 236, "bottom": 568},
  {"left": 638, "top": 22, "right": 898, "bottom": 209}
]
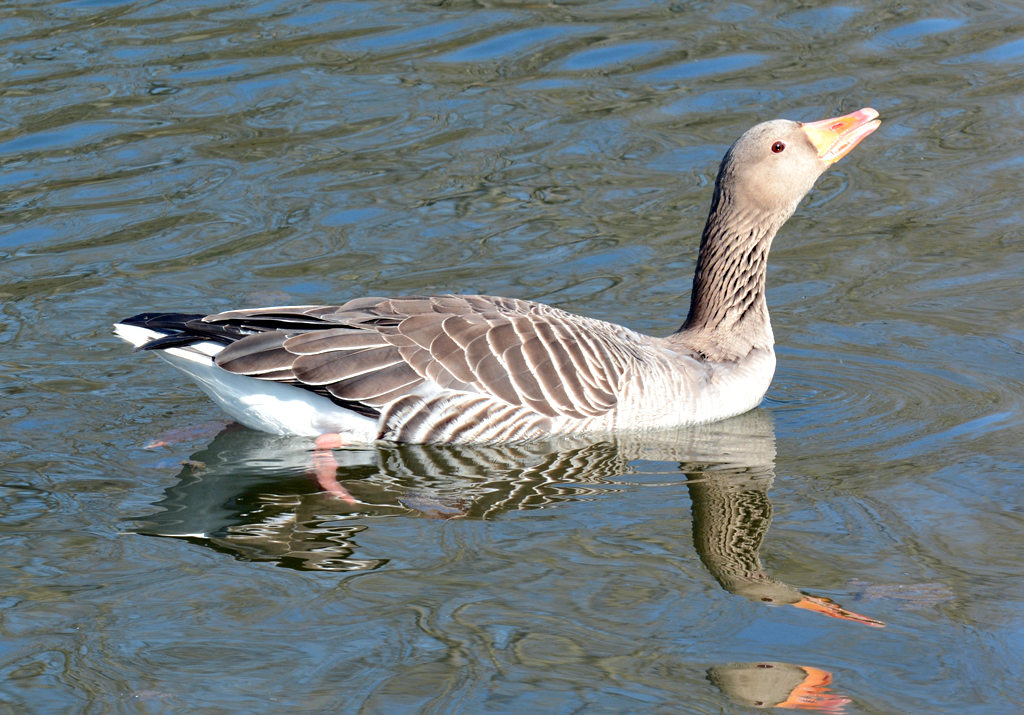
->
[
  {"left": 801, "top": 107, "right": 881, "bottom": 165},
  {"left": 791, "top": 595, "right": 886, "bottom": 628}
]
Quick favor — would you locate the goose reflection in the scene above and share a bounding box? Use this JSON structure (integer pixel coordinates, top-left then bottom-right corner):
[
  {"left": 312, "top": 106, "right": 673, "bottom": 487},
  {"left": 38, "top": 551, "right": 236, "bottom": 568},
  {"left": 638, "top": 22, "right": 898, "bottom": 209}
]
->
[
  {"left": 708, "top": 662, "right": 850, "bottom": 713},
  {"left": 137, "top": 410, "right": 882, "bottom": 626}
]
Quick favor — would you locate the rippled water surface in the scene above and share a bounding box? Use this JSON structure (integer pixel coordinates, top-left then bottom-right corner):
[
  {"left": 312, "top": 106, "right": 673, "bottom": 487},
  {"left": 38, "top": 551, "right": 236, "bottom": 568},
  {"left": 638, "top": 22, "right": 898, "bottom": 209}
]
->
[{"left": 3, "top": 0, "right": 1024, "bottom": 712}]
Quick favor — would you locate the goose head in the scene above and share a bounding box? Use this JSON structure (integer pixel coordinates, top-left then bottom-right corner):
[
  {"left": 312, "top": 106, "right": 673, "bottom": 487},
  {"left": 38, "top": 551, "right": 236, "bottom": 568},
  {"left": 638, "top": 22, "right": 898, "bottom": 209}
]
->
[{"left": 714, "top": 107, "right": 881, "bottom": 220}]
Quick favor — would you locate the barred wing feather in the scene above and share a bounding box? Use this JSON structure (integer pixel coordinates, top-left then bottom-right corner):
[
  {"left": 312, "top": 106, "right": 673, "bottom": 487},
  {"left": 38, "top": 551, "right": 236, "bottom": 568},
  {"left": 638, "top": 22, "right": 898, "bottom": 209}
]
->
[{"left": 209, "top": 295, "right": 629, "bottom": 422}]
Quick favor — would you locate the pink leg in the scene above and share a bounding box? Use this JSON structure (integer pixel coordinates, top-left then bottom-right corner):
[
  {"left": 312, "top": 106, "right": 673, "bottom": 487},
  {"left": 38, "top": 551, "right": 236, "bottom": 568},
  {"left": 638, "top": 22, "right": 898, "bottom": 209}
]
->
[
  {"left": 311, "top": 433, "right": 357, "bottom": 504},
  {"left": 314, "top": 433, "right": 348, "bottom": 450}
]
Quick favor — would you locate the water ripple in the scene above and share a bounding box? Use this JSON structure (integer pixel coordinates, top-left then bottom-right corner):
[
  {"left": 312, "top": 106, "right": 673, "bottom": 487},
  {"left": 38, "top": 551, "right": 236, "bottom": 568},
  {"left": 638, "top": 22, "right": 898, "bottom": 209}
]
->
[{"left": 1, "top": 0, "right": 1024, "bottom": 712}]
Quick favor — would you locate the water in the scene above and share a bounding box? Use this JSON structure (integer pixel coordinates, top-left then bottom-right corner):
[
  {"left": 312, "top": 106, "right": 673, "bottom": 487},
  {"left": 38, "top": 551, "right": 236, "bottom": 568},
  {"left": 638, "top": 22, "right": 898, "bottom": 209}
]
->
[{"left": 2, "top": 0, "right": 1023, "bottom": 712}]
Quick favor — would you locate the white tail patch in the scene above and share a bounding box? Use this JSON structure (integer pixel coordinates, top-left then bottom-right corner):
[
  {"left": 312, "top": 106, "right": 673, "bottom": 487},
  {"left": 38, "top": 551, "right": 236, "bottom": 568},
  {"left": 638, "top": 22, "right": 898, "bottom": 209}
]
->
[
  {"left": 113, "top": 322, "right": 224, "bottom": 366},
  {"left": 113, "top": 323, "right": 163, "bottom": 348},
  {"left": 114, "top": 322, "right": 377, "bottom": 439}
]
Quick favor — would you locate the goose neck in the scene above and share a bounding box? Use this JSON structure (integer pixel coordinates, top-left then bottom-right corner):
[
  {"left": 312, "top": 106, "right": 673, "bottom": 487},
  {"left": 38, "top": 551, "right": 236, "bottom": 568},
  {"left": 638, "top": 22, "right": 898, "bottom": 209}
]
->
[{"left": 677, "top": 191, "right": 786, "bottom": 358}]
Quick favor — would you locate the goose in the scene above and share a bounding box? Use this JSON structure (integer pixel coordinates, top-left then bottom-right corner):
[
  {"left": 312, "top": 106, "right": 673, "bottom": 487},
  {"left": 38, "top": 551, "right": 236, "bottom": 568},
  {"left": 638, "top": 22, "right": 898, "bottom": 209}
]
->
[{"left": 115, "top": 108, "right": 880, "bottom": 445}]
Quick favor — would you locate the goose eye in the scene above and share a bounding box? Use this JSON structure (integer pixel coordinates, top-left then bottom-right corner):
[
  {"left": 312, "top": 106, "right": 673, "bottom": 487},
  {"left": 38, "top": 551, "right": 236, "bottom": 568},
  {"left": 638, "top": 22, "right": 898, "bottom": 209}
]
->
[{"left": 771, "top": 141, "right": 786, "bottom": 153}]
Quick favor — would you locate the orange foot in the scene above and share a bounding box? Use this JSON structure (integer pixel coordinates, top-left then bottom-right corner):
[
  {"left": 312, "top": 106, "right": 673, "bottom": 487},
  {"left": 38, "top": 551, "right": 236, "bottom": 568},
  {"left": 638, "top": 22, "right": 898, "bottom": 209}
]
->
[{"left": 310, "top": 433, "right": 357, "bottom": 504}]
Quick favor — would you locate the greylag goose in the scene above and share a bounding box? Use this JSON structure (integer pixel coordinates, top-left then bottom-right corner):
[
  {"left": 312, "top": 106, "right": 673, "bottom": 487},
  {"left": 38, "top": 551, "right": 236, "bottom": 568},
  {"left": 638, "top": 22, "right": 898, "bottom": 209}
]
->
[{"left": 115, "top": 108, "right": 880, "bottom": 445}]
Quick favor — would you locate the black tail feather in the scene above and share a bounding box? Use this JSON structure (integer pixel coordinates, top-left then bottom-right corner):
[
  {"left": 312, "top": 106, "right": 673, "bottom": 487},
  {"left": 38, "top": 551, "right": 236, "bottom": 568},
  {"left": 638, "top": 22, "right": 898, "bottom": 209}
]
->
[
  {"left": 120, "top": 312, "right": 251, "bottom": 351},
  {"left": 119, "top": 310, "right": 341, "bottom": 352}
]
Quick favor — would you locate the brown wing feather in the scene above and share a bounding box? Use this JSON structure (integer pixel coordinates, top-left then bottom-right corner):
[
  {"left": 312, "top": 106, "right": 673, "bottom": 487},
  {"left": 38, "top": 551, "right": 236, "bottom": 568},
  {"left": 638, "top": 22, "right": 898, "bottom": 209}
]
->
[
  {"left": 215, "top": 331, "right": 294, "bottom": 375},
  {"left": 293, "top": 346, "right": 405, "bottom": 385},
  {"left": 207, "top": 294, "right": 624, "bottom": 421},
  {"left": 328, "top": 361, "right": 423, "bottom": 403},
  {"left": 428, "top": 330, "right": 476, "bottom": 384},
  {"left": 284, "top": 329, "right": 390, "bottom": 354}
]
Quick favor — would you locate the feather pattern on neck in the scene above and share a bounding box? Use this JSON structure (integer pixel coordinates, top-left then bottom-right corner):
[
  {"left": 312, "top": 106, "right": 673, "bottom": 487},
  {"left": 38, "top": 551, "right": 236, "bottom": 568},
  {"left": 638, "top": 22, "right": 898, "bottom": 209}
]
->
[{"left": 674, "top": 181, "right": 800, "bottom": 361}]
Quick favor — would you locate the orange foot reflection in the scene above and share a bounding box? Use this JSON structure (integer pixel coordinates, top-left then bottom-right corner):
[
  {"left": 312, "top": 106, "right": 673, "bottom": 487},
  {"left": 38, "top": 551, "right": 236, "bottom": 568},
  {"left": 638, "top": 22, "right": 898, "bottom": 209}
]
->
[{"left": 145, "top": 421, "right": 231, "bottom": 449}]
